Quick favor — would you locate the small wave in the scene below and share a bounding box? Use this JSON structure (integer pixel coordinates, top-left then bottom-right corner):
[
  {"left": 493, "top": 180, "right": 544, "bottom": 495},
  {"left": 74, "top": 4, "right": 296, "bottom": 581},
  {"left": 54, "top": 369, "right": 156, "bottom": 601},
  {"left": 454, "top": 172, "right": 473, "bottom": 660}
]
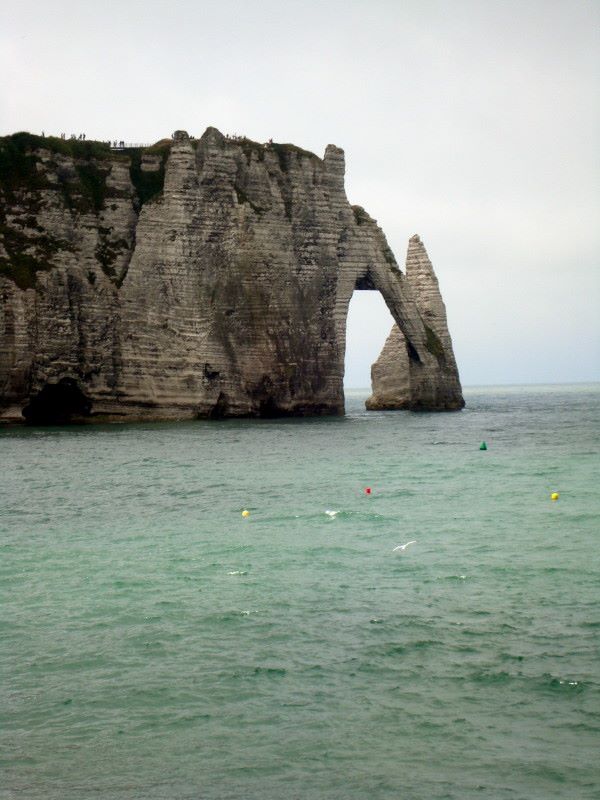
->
[
  {"left": 500, "top": 653, "right": 525, "bottom": 662},
  {"left": 471, "top": 670, "right": 512, "bottom": 685},
  {"left": 166, "top": 712, "right": 212, "bottom": 728},
  {"left": 374, "top": 640, "right": 439, "bottom": 657},
  {"left": 412, "top": 639, "right": 439, "bottom": 650},
  {"left": 252, "top": 666, "right": 286, "bottom": 677},
  {"left": 319, "top": 509, "right": 394, "bottom": 523},
  {"left": 548, "top": 677, "right": 584, "bottom": 693},
  {"left": 305, "top": 545, "right": 355, "bottom": 556},
  {"left": 466, "top": 670, "right": 587, "bottom": 694},
  {"left": 559, "top": 721, "right": 600, "bottom": 733}
]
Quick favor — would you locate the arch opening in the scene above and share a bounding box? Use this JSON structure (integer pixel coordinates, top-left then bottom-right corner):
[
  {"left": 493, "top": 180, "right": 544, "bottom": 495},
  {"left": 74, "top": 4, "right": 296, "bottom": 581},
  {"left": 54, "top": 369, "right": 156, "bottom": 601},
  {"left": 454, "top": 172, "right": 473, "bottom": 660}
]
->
[
  {"left": 344, "top": 289, "right": 396, "bottom": 390},
  {"left": 22, "top": 378, "right": 92, "bottom": 425}
]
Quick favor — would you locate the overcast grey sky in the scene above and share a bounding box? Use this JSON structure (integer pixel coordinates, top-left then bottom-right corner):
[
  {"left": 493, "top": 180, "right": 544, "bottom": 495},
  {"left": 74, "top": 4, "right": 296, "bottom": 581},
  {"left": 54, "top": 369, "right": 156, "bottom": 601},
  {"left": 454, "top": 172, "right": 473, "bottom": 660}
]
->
[{"left": 1, "top": 0, "right": 598, "bottom": 386}]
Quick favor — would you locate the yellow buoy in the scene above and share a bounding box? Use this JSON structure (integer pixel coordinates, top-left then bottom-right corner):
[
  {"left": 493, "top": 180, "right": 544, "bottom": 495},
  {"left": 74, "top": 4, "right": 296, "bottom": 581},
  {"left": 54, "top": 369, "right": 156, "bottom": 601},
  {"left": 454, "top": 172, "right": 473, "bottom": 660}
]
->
[
  {"left": 551, "top": 492, "right": 559, "bottom": 502},
  {"left": 241, "top": 509, "right": 250, "bottom": 518}
]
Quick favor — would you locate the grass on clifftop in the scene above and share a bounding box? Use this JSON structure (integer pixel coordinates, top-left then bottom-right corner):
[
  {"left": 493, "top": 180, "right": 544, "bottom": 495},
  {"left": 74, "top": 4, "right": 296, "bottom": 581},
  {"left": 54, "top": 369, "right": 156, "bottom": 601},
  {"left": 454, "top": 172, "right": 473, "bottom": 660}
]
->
[
  {"left": 269, "top": 142, "right": 318, "bottom": 173},
  {"left": 0, "top": 133, "right": 119, "bottom": 212},
  {"left": 0, "top": 132, "right": 171, "bottom": 210},
  {"left": 233, "top": 135, "right": 318, "bottom": 172},
  {"left": 0, "top": 133, "right": 172, "bottom": 289},
  {"left": 0, "top": 133, "right": 112, "bottom": 171}
]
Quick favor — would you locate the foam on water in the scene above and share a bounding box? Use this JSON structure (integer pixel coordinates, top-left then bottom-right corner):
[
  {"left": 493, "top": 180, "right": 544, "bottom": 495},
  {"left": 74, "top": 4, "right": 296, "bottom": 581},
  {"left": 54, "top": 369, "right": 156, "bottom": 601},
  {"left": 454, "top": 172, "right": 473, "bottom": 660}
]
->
[{"left": 1, "top": 385, "right": 599, "bottom": 799}]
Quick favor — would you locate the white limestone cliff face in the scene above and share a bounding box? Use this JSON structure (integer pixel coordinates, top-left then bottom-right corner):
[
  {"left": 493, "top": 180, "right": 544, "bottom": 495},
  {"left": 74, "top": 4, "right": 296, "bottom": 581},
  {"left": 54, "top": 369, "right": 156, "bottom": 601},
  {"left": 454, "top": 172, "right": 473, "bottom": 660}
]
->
[
  {"left": 366, "top": 235, "right": 464, "bottom": 410},
  {"left": 0, "top": 129, "right": 464, "bottom": 423}
]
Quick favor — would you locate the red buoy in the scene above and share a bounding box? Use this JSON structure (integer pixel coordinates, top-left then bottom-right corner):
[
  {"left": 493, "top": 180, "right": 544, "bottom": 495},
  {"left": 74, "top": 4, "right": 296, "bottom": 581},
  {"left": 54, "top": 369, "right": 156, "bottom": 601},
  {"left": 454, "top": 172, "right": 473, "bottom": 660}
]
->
[{"left": 365, "top": 487, "right": 372, "bottom": 495}]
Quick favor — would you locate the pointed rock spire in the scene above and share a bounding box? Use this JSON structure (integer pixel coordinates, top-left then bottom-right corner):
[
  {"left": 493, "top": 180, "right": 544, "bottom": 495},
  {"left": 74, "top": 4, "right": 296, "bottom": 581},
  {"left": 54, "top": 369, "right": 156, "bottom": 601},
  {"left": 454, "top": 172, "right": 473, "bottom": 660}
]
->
[
  {"left": 405, "top": 234, "right": 452, "bottom": 351},
  {"left": 366, "top": 236, "right": 464, "bottom": 410}
]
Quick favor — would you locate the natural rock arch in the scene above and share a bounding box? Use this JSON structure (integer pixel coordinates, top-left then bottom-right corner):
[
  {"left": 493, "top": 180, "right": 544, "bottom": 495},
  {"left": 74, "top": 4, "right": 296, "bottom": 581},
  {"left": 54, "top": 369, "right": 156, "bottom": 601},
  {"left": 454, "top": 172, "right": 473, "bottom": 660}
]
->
[
  {"left": 333, "top": 216, "right": 463, "bottom": 412},
  {"left": 0, "top": 127, "right": 463, "bottom": 423},
  {"left": 362, "top": 234, "right": 464, "bottom": 410}
]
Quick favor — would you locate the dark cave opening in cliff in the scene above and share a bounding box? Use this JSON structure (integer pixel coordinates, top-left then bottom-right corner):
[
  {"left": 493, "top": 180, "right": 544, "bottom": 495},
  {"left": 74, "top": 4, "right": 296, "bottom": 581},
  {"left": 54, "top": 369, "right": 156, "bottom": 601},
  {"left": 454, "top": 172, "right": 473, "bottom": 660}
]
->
[
  {"left": 344, "top": 290, "right": 396, "bottom": 390},
  {"left": 22, "top": 378, "right": 92, "bottom": 425}
]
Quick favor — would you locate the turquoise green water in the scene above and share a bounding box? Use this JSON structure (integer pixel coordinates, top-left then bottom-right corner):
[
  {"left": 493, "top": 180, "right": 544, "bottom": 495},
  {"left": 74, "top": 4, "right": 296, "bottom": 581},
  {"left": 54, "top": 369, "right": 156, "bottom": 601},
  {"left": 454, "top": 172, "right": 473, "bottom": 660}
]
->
[{"left": 1, "top": 385, "right": 599, "bottom": 799}]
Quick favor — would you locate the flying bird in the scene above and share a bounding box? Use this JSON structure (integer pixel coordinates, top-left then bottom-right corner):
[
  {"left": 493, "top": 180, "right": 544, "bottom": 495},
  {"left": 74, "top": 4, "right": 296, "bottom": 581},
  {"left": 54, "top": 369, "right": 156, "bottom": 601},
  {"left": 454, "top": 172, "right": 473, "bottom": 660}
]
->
[{"left": 392, "top": 540, "right": 416, "bottom": 552}]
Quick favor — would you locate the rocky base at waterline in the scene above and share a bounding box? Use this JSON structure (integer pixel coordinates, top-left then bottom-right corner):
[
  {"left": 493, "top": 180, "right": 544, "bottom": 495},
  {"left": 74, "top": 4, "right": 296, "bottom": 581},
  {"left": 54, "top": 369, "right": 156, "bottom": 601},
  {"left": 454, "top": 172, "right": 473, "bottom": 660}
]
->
[{"left": 0, "top": 128, "right": 464, "bottom": 423}]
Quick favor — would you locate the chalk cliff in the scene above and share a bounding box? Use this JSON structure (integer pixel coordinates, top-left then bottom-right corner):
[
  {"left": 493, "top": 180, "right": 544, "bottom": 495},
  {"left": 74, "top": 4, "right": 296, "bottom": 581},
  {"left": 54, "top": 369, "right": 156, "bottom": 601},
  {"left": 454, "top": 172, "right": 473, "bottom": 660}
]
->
[
  {"left": 366, "top": 235, "right": 464, "bottom": 410},
  {"left": 0, "top": 128, "right": 463, "bottom": 423}
]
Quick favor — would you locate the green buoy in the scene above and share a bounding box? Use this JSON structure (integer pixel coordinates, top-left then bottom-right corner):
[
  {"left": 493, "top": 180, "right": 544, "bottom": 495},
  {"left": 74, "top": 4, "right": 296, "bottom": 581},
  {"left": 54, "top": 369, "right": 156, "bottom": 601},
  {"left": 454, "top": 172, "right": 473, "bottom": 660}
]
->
[{"left": 479, "top": 441, "right": 487, "bottom": 450}]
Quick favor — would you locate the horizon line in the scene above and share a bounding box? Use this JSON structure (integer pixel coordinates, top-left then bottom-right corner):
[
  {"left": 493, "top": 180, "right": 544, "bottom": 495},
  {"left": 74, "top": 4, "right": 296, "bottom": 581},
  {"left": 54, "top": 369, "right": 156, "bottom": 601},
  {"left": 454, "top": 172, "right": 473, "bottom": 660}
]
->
[{"left": 344, "top": 380, "right": 600, "bottom": 390}]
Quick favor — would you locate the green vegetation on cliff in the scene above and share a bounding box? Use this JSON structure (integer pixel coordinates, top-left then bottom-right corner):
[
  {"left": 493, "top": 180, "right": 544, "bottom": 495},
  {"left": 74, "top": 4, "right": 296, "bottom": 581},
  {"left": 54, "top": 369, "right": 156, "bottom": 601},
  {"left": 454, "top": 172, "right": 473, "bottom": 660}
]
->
[
  {"left": 424, "top": 323, "right": 446, "bottom": 361},
  {"left": 269, "top": 142, "right": 317, "bottom": 173},
  {"left": 0, "top": 133, "right": 171, "bottom": 289},
  {"left": 0, "top": 133, "right": 112, "bottom": 179},
  {"left": 128, "top": 142, "right": 171, "bottom": 208},
  {"left": 0, "top": 132, "right": 117, "bottom": 214},
  {"left": 0, "top": 132, "right": 170, "bottom": 212},
  {"left": 234, "top": 136, "right": 318, "bottom": 172},
  {"left": 0, "top": 223, "right": 73, "bottom": 290},
  {"left": 352, "top": 206, "right": 397, "bottom": 268}
]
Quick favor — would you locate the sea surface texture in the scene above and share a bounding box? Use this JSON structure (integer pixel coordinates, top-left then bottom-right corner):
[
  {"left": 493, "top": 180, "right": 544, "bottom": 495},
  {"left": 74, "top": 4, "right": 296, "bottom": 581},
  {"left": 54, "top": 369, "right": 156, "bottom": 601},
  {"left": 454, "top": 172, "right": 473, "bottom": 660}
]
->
[{"left": 1, "top": 385, "right": 599, "bottom": 800}]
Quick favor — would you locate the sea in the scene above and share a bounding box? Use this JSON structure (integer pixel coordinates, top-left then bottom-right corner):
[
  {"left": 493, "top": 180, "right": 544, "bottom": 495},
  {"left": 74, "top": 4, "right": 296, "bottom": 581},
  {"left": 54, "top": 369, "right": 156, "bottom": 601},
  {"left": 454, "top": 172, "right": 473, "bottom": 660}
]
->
[{"left": 1, "top": 384, "right": 599, "bottom": 800}]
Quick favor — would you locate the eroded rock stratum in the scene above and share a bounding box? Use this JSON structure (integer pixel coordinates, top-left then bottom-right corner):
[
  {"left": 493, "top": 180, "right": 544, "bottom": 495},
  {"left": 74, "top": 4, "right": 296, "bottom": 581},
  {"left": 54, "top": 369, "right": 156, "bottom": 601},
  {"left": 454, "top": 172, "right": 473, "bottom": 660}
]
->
[{"left": 0, "top": 128, "right": 464, "bottom": 423}]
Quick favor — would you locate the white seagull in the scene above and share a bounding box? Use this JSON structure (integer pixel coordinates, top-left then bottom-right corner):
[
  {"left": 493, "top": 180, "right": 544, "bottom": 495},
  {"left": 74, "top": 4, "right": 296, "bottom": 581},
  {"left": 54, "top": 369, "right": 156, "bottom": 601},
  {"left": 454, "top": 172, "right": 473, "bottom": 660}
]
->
[{"left": 392, "top": 540, "right": 416, "bottom": 552}]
